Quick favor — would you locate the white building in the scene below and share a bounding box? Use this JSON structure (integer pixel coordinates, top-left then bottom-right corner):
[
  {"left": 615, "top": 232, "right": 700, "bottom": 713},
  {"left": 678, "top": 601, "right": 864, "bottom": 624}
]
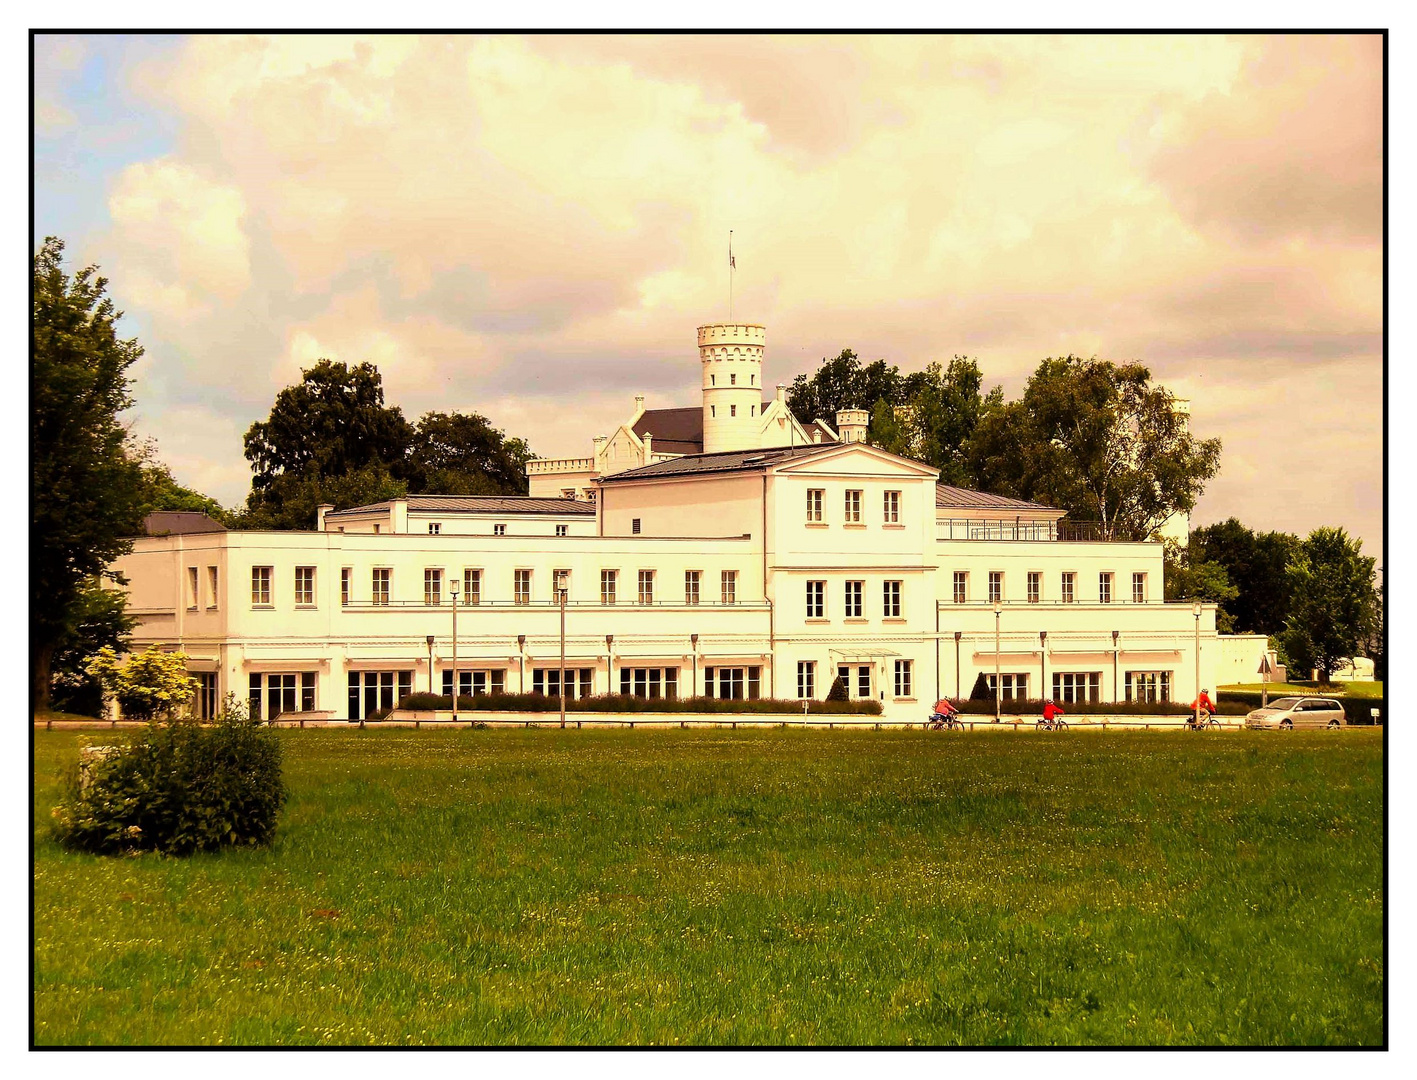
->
[{"left": 112, "top": 322, "right": 1224, "bottom": 722}]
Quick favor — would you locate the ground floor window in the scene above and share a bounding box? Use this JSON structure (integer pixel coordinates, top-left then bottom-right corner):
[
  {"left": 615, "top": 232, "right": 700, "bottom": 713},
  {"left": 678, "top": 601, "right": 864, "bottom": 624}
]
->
[
  {"left": 797, "top": 661, "right": 815, "bottom": 699},
  {"left": 619, "top": 667, "right": 679, "bottom": 700},
  {"left": 1053, "top": 671, "right": 1102, "bottom": 704},
  {"left": 1125, "top": 671, "right": 1172, "bottom": 703},
  {"left": 192, "top": 672, "right": 218, "bottom": 719},
  {"left": 704, "top": 666, "right": 760, "bottom": 701},
  {"left": 348, "top": 670, "right": 413, "bottom": 719},
  {"left": 836, "top": 664, "right": 873, "bottom": 700},
  {"left": 443, "top": 669, "right": 507, "bottom": 698},
  {"left": 249, "top": 672, "right": 316, "bottom": 721},
  {"left": 535, "top": 668, "right": 594, "bottom": 699},
  {"left": 986, "top": 673, "right": 1029, "bottom": 701},
  {"left": 893, "top": 659, "right": 914, "bottom": 698}
]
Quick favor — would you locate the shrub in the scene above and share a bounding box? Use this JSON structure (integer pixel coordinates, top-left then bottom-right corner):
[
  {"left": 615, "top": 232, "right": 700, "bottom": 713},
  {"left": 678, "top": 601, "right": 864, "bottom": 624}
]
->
[
  {"left": 825, "top": 676, "right": 850, "bottom": 703},
  {"left": 51, "top": 697, "right": 286, "bottom": 855},
  {"left": 85, "top": 644, "right": 198, "bottom": 722},
  {"left": 394, "top": 692, "right": 882, "bottom": 716},
  {"left": 969, "top": 672, "right": 992, "bottom": 701}
]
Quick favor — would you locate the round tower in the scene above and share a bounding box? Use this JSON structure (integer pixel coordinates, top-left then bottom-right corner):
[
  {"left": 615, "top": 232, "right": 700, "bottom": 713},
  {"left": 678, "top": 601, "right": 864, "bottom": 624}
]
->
[{"left": 698, "top": 322, "right": 766, "bottom": 454}]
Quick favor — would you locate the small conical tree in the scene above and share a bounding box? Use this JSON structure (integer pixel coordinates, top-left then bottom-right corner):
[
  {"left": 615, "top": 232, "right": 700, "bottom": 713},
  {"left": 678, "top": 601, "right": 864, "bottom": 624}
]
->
[
  {"left": 969, "top": 671, "right": 992, "bottom": 701},
  {"left": 825, "top": 675, "right": 849, "bottom": 702}
]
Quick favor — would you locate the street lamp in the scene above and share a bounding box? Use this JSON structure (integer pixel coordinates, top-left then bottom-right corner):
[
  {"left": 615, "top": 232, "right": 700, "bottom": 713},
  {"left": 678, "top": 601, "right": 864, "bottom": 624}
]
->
[
  {"left": 556, "top": 570, "right": 569, "bottom": 729},
  {"left": 426, "top": 635, "right": 435, "bottom": 695},
  {"left": 1192, "top": 600, "right": 1202, "bottom": 729},
  {"left": 993, "top": 601, "right": 1003, "bottom": 722},
  {"left": 1039, "top": 631, "right": 1048, "bottom": 704},
  {"left": 449, "top": 579, "right": 461, "bottom": 725}
]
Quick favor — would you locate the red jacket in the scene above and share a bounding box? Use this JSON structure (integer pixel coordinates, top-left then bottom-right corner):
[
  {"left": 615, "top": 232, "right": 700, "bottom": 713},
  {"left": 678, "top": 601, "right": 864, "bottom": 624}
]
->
[
  {"left": 933, "top": 699, "right": 957, "bottom": 716},
  {"left": 1043, "top": 702, "right": 1064, "bottom": 721},
  {"left": 1192, "top": 692, "right": 1215, "bottom": 713}
]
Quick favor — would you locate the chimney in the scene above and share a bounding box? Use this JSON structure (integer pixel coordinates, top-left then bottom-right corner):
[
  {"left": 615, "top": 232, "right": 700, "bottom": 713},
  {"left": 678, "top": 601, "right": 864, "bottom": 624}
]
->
[
  {"left": 316, "top": 503, "right": 334, "bottom": 531},
  {"left": 776, "top": 383, "right": 786, "bottom": 404},
  {"left": 633, "top": 394, "right": 645, "bottom": 416},
  {"left": 642, "top": 431, "right": 652, "bottom": 464},
  {"left": 811, "top": 427, "right": 821, "bottom": 444}
]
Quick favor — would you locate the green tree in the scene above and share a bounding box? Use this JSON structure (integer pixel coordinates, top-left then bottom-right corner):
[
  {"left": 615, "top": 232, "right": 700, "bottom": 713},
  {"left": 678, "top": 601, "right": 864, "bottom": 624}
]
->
[
  {"left": 1163, "top": 540, "right": 1239, "bottom": 633},
  {"left": 49, "top": 583, "right": 138, "bottom": 717},
  {"left": 786, "top": 349, "right": 905, "bottom": 428},
  {"left": 1279, "top": 527, "right": 1377, "bottom": 683},
  {"left": 242, "top": 359, "right": 414, "bottom": 528},
  {"left": 902, "top": 357, "right": 995, "bottom": 486},
  {"left": 1188, "top": 518, "right": 1300, "bottom": 635},
  {"left": 138, "top": 455, "right": 231, "bottom": 523},
  {"left": 231, "top": 462, "right": 408, "bottom": 531},
  {"left": 87, "top": 643, "right": 199, "bottom": 722},
  {"left": 968, "top": 356, "right": 1222, "bottom": 540},
  {"left": 32, "top": 237, "right": 149, "bottom": 711},
  {"left": 409, "top": 411, "right": 533, "bottom": 496}
]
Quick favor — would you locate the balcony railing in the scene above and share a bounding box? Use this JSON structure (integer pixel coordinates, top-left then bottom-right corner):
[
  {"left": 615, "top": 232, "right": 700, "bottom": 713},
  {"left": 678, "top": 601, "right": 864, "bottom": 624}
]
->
[
  {"left": 937, "top": 518, "right": 1123, "bottom": 542},
  {"left": 340, "top": 598, "right": 765, "bottom": 611}
]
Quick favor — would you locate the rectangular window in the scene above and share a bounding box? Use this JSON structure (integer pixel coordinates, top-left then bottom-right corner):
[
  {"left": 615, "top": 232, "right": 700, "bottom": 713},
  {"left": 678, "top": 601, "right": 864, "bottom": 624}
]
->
[
  {"left": 601, "top": 570, "right": 618, "bottom": 605},
  {"left": 797, "top": 661, "right": 816, "bottom": 700},
  {"left": 424, "top": 568, "right": 442, "bottom": 607},
  {"left": 637, "top": 570, "right": 654, "bottom": 605},
  {"left": 619, "top": 667, "right": 679, "bottom": 700},
  {"left": 207, "top": 566, "right": 219, "bottom": 610},
  {"left": 443, "top": 669, "right": 507, "bottom": 698},
  {"left": 1132, "top": 572, "right": 1147, "bottom": 604},
  {"left": 372, "top": 568, "right": 391, "bottom": 606},
  {"left": 844, "top": 580, "right": 863, "bottom": 618},
  {"left": 295, "top": 566, "right": 316, "bottom": 606},
  {"left": 884, "top": 490, "right": 900, "bottom": 524},
  {"left": 534, "top": 668, "right": 594, "bottom": 700},
  {"left": 556, "top": 524, "right": 568, "bottom": 537},
  {"left": 632, "top": 518, "right": 642, "bottom": 535},
  {"left": 703, "top": 666, "right": 760, "bottom": 701},
  {"left": 341, "top": 567, "right": 352, "bottom": 606},
  {"left": 806, "top": 488, "right": 824, "bottom": 522},
  {"left": 844, "top": 489, "right": 862, "bottom": 523},
  {"left": 347, "top": 670, "right": 413, "bottom": 720},
  {"left": 464, "top": 569, "right": 481, "bottom": 605},
  {"left": 685, "top": 570, "right": 700, "bottom": 605},
  {"left": 428, "top": 522, "right": 441, "bottom": 535},
  {"left": 730, "top": 373, "right": 737, "bottom": 385},
  {"left": 1061, "top": 572, "right": 1076, "bottom": 604},
  {"left": 1053, "top": 671, "right": 1102, "bottom": 704},
  {"left": 1027, "top": 572, "right": 1041, "bottom": 604},
  {"left": 988, "top": 571, "right": 1003, "bottom": 605},
  {"left": 514, "top": 570, "right": 532, "bottom": 606},
  {"left": 187, "top": 567, "right": 199, "bottom": 610},
  {"left": 986, "top": 673, "right": 1029, "bottom": 701},
  {"left": 953, "top": 571, "right": 968, "bottom": 604},
  {"left": 194, "top": 672, "right": 218, "bottom": 720},
  {"left": 1125, "top": 671, "right": 1172, "bottom": 704},
  {"left": 894, "top": 659, "right": 913, "bottom": 699},
  {"left": 883, "top": 580, "right": 902, "bottom": 618},
  {"left": 251, "top": 566, "right": 272, "bottom": 606},
  {"left": 730, "top": 404, "right": 737, "bottom": 417},
  {"left": 251, "top": 672, "right": 317, "bottom": 721},
  {"left": 806, "top": 580, "right": 825, "bottom": 618},
  {"left": 837, "top": 664, "right": 872, "bottom": 700},
  {"left": 494, "top": 524, "right": 506, "bottom": 536},
  {"left": 1099, "top": 572, "right": 1113, "bottom": 604},
  {"left": 721, "top": 570, "right": 737, "bottom": 605}
]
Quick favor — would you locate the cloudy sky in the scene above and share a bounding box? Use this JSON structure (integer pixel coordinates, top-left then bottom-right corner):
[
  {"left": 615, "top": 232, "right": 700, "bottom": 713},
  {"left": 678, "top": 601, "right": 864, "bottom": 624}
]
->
[{"left": 33, "top": 33, "right": 1383, "bottom": 561}]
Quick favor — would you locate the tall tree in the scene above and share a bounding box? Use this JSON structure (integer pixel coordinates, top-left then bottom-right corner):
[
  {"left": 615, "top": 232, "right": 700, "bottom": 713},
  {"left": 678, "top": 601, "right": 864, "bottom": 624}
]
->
[
  {"left": 32, "top": 237, "right": 149, "bottom": 711},
  {"left": 1279, "top": 527, "right": 1377, "bottom": 683},
  {"left": 1162, "top": 540, "right": 1239, "bottom": 633},
  {"left": 1188, "top": 518, "right": 1300, "bottom": 635},
  {"left": 785, "top": 349, "right": 905, "bottom": 428},
  {"left": 968, "top": 356, "right": 1222, "bottom": 540},
  {"left": 409, "top": 411, "right": 533, "bottom": 496},
  {"left": 138, "top": 455, "right": 232, "bottom": 523},
  {"left": 242, "top": 360, "right": 414, "bottom": 529},
  {"left": 48, "top": 583, "right": 137, "bottom": 717},
  {"left": 904, "top": 357, "right": 995, "bottom": 486}
]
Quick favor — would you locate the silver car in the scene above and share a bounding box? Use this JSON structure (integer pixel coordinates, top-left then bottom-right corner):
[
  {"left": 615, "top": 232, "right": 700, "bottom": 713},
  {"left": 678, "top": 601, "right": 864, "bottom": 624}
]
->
[{"left": 1245, "top": 696, "right": 1347, "bottom": 730}]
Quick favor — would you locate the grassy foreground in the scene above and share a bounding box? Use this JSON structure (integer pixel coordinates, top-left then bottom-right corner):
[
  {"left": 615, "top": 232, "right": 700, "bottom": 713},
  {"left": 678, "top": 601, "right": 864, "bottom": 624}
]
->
[{"left": 33, "top": 728, "right": 1383, "bottom": 1046}]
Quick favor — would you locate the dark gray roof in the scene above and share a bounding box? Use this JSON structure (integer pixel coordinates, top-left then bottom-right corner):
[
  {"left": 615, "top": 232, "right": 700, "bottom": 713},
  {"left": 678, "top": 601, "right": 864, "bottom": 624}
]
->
[
  {"left": 598, "top": 443, "right": 840, "bottom": 483},
  {"left": 328, "top": 496, "right": 595, "bottom": 516},
  {"left": 935, "top": 484, "right": 1059, "bottom": 513},
  {"left": 142, "top": 511, "right": 228, "bottom": 536},
  {"left": 632, "top": 407, "right": 703, "bottom": 455}
]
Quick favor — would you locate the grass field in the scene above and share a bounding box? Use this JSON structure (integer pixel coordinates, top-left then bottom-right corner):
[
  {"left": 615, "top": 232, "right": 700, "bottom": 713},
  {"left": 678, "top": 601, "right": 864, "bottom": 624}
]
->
[
  {"left": 1220, "top": 682, "right": 1383, "bottom": 698},
  {"left": 32, "top": 728, "right": 1384, "bottom": 1046}
]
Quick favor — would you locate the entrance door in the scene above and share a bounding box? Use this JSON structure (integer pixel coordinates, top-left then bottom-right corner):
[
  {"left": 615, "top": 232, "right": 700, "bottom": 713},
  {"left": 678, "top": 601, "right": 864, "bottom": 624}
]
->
[{"left": 837, "top": 664, "right": 872, "bottom": 699}]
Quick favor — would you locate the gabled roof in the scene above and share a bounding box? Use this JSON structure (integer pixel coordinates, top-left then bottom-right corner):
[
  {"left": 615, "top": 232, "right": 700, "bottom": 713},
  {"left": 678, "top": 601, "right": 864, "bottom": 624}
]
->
[
  {"left": 598, "top": 443, "right": 839, "bottom": 482},
  {"left": 935, "top": 484, "right": 1059, "bottom": 513},
  {"left": 631, "top": 407, "right": 703, "bottom": 455},
  {"left": 327, "top": 496, "right": 596, "bottom": 517},
  {"left": 142, "top": 511, "right": 228, "bottom": 535}
]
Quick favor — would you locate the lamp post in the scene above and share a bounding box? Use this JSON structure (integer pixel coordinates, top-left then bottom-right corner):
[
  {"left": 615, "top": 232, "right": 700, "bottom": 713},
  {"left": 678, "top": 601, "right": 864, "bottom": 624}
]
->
[
  {"left": 426, "top": 635, "right": 435, "bottom": 694},
  {"left": 1039, "top": 631, "right": 1048, "bottom": 703},
  {"left": 993, "top": 601, "right": 1002, "bottom": 722},
  {"left": 449, "top": 579, "right": 461, "bottom": 725},
  {"left": 1192, "top": 600, "right": 1202, "bottom": 729},
  {"left": 556, "top": 570, "right": 569, "bottom": 729},
  {"left": 954, "top": 631, "right": 962, "bottom": 698},
  {"left": 1111, "top": 630, "right": 1120, "bottom": 704}
]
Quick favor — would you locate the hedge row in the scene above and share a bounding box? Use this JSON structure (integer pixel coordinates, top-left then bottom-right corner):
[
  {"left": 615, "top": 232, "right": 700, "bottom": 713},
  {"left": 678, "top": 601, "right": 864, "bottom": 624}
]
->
[
  {"left": 394, "top": 692, "right": 883, "bottom": 716},
  {"left": 1217, "top": 689, "right": 1384, "bottom": 725},
  {"left": 945, "top": 697, "right": 1249, "bottom": 717}
]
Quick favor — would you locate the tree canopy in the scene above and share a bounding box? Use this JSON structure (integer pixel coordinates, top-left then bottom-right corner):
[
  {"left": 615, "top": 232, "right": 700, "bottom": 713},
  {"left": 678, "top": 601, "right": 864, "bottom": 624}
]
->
[
  {"left": 32, "top": 237, "right": 150, "bottom": 710},
  {"left": 1279, "top": 527, "right": 1377, "bottom": 683},
  {"left": 1187, "top": 518, "right": 1301, "bottom": 635}
]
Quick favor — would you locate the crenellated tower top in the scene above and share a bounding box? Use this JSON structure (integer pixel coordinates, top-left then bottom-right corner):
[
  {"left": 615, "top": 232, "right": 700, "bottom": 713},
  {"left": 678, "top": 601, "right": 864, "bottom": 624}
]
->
[{"left": 698, "top": 323, "right": 766, "bottom": 454}]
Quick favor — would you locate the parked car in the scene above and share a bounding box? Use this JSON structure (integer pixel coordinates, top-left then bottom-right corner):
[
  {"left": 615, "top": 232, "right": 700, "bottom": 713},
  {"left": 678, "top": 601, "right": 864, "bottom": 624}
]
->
[{"left": 1245, "top": 697, "right": 1347, "bottom": 730}]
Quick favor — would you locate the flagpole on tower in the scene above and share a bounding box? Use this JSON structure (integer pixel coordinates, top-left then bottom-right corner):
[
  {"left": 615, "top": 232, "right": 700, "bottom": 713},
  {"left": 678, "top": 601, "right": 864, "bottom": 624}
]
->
[{"left": 728, "top": 230, "right": 734, "bottom": 322}]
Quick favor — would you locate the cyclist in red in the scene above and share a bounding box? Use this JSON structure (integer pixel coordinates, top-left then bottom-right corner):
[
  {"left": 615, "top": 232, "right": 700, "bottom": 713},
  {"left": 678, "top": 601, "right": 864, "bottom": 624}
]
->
[
  {"left": 929, "top": 698, "right": 959, "bottom": 729},
  {"left": 1042, "top": 699, "right": 1065, "bottom": 724},
  {"left": 1191, "top": 689, "right": 1215, "bottom": 717}
]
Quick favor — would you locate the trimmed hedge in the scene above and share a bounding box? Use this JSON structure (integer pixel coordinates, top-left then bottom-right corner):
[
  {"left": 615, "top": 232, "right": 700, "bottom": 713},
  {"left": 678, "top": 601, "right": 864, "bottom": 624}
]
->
[
  {"left": 1218, "top": 689, "right": 1384, "bottom": 725},
  {"left": 51, "top": 713, "right": 286, "bottom": 855},
  {"left": 395, "top": 691, "right": 882, "bottom": 716},
  {"left": 945, "top": 697, "right": 1248, "bottom": 717}
]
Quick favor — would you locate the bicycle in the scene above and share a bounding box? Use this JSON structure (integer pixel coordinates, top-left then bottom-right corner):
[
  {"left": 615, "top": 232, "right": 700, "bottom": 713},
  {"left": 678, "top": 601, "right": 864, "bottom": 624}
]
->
[
  {"left": 1186, "top": 710, "right": 1219, "bottom": 731},
  {"left": 928, "top": 709, "right": 964, "bottom": 731},
  {"left": 1036, "top": 715, "right": 1068, "bottom": 732}
]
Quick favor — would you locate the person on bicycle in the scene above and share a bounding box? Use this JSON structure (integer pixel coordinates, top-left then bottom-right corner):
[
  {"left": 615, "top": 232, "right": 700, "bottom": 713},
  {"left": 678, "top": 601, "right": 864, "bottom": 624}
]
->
[
  {"left": 929, "top": 698, "right": 959, "bottom": 729},
  {"left": 1042, "top": 699, "right": 1065, "bottom": 727},
  {"left": 1191, "top": 688, "right": 1215, "bottom": 721}
]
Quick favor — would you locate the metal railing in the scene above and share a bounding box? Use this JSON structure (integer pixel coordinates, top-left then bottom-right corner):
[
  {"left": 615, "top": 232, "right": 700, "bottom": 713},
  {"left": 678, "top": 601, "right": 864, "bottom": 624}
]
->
[
  {"left": 937, "top": 518, "right": 1125, "bottom": 542},
  {"left": 341, "top": 598, "right": 764, "bottom": 611}
]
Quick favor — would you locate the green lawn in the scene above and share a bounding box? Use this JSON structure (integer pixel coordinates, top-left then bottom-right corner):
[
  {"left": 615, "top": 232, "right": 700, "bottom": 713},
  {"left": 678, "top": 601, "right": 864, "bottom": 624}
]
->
[
  {"left": 33, "top": 728, "right": 1384, "bottom": 1046},
  {"left": 1220, "top": 682, "right": 1383, "bottom": 698}
]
